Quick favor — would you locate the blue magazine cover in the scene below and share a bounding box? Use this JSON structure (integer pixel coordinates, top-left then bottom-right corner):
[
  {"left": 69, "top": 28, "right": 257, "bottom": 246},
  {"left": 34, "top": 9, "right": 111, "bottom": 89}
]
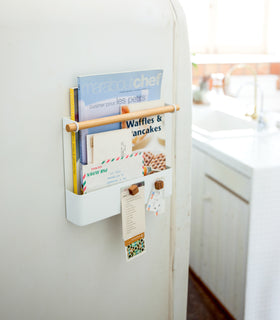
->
[{"left": 78, "top": 70, "right": 163, "bottom": 164}]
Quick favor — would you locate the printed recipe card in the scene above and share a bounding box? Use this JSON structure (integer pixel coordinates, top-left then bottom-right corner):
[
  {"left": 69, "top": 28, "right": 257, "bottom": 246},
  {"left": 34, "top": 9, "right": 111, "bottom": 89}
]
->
[{"left": 121, "top": 182, "right": 146, "bottom": 261}]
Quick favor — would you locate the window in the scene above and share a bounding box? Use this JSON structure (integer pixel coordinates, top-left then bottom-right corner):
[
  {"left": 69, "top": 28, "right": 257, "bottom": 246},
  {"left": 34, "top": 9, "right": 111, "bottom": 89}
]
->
[{"left": 180, "top": 0, "right": 280, "bottom": 54}]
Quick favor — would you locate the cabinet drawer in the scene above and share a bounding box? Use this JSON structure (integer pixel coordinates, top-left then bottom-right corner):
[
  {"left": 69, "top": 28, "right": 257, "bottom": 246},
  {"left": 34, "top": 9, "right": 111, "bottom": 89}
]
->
[{"left": 205, "top": 156, "right": 251, "bottom": 203}]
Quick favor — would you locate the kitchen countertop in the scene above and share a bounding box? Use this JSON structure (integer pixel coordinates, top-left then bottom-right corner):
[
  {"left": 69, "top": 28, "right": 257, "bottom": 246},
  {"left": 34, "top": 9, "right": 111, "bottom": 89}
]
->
[{"left": 192, "top": 129, "right": 280, "bottom": 178}]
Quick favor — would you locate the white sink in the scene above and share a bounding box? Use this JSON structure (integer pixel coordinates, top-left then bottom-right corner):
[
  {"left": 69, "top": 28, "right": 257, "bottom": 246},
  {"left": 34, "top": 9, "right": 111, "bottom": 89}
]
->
[{"left": 192, "top": 107, "right": 257, "bottom": 139}]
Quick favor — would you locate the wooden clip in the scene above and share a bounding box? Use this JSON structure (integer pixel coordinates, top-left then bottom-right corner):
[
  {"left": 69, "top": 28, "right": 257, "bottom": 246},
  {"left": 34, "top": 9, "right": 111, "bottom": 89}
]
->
[{"left": 129, "top": 184, "right": 139, "bottom": 195}]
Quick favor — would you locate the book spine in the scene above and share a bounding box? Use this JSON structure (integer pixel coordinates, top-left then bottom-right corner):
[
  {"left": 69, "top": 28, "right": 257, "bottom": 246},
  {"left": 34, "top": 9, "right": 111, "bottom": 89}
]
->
[{"left": 70, "top": 88, "right": 77, "bottom": 194}]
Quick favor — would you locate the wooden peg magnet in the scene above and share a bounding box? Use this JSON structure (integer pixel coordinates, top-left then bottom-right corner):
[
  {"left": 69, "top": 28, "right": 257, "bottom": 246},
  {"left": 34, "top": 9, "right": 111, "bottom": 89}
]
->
[
  {"left": 129, "top": 184, "right": 139, "bottom": 195},
  {"left": 155, "top": 180, "right": 164, "bottom": 190}
]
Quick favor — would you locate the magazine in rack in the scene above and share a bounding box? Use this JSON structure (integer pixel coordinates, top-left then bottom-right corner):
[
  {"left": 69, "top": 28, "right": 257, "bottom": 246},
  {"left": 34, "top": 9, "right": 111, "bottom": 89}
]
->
[{"left": 77, "top": 70, "right": 163, "bottom": 164}]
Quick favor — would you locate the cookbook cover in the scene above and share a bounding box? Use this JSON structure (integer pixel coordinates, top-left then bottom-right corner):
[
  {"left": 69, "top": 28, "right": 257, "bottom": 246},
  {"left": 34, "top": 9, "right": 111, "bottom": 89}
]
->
[
  {"left": 77, "top": 69, "right": 163, "bottom": 164},
  {"left": 121, "top": 99, "right": 166, "bottom": 175}
]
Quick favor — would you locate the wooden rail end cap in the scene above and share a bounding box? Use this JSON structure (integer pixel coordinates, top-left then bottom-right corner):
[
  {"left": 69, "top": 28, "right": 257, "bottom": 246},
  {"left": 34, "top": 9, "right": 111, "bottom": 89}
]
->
[{"left": 66, "top": 123, "right": 77, "bottom": 132}]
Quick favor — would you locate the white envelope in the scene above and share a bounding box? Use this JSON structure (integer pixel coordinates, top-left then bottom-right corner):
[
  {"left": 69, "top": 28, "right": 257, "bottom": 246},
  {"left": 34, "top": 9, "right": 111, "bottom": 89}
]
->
[
  {"left": 81, "top": 152, "right": 144, "bottom": 193},
  {"left": 86, "top": 128, "right": 132, "bottom": 165}
]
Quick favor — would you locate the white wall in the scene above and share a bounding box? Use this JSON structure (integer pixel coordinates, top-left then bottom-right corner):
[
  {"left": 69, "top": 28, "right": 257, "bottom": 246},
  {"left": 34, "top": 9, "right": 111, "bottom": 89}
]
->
[
  {"left": 0, "top": 1, "right": 191, "bottom": 319},
  {"left": 267, "top": 0, "right": 280, "bottom": 54}
]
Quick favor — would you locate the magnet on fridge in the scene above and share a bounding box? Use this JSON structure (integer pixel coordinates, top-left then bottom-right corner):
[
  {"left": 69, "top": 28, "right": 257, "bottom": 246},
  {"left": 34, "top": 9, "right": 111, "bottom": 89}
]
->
[
  {"left": 155, "top": 180, "right": 164, "bottom": 190},
  {"left": 129, "top": 184, "right": 139, "bottom": 195}
]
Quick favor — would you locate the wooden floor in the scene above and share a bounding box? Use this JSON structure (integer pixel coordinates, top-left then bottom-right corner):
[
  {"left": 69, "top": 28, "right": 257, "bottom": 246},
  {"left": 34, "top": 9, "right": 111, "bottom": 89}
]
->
[{"left": 187, "top": 270, "right": 233, "bottom": 320}]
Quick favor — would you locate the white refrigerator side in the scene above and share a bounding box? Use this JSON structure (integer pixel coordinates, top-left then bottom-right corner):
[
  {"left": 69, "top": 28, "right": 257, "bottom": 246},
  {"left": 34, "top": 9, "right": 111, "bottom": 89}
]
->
[
  {"left": 169, "top": 1, "right": 192, "bottom": 319},
  {"left": 0, "top": 1, "right": 191, "bottom": 320}
]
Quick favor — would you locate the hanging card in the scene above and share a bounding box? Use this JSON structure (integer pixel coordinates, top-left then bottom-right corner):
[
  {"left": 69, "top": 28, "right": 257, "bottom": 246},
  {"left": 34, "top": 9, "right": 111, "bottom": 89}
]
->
[
  {"left": 146, "top": 179, "right": 165, "bottom": 216},
  {"left": 121, "top": 182, "right": 146, "bottom": 261}
]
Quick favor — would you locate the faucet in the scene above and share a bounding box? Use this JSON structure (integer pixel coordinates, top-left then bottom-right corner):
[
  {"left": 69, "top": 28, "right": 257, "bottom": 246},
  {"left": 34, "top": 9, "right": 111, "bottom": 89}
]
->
[
  {"left": 224, "top": 64, "right": 258, "bottom": 120},
  {"left": 236, "top": 82, "right": 265, "bottom": 131}
]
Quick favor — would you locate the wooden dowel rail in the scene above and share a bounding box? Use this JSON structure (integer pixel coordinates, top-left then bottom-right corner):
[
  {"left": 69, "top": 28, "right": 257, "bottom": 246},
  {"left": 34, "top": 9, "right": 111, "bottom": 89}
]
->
[{"left": 66, "top": 104, "right": 180, "bottom": 132}]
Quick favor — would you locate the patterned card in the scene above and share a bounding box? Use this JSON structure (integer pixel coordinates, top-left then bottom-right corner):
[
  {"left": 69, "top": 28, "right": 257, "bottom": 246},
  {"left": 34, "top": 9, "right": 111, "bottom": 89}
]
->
[
  {"left": 146, "top": 188, "right": 165, "bottom": 216},
  {"left": 124, "top": 233, "right": 146, "bottom": 261}
]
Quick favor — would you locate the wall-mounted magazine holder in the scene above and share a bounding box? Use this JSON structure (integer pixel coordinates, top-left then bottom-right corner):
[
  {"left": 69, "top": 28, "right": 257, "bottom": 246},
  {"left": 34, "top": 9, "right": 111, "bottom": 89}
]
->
[{"left": 62, "top": 103, "right": 179, "bottom": 226}]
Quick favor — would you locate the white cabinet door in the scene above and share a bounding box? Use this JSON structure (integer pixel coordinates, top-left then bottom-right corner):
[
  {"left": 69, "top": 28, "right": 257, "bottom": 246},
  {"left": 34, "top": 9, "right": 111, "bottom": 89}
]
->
[{"left": 201, "top": 175, "right": 249, "bottom": 320}]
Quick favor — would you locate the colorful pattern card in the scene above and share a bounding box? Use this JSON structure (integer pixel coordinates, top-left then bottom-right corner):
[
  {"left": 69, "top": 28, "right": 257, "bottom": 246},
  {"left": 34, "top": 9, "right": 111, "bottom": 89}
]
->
[
  {"left": 121, "top": 182, "right": 146, "bottom": 261},
  {"left": 124, "top": 233, "right": 146, "bottom": 261},
  {"left": 146, "top": 179, "right": 165, "bottom": 216},
  {"left": 81, "top": 152, "right": 144, "bottom": 194},
  {"left": 146, "top": 188, "right": 165, "bottom": 216}
]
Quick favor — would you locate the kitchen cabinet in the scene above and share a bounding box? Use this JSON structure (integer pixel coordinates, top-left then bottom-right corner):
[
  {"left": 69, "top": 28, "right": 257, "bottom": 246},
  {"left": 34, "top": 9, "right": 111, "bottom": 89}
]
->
[
  {"left": 191, "top": 147, "right": 250, "bottom": 319},
  {"left": 192, "top": 123, "right": 280, "bottom": 320}
]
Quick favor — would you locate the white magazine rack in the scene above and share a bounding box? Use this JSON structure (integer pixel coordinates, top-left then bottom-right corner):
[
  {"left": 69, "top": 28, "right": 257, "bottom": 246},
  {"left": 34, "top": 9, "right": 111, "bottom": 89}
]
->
[{"left": 62, "top": 103, "right": 179, "bottom": 226}]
